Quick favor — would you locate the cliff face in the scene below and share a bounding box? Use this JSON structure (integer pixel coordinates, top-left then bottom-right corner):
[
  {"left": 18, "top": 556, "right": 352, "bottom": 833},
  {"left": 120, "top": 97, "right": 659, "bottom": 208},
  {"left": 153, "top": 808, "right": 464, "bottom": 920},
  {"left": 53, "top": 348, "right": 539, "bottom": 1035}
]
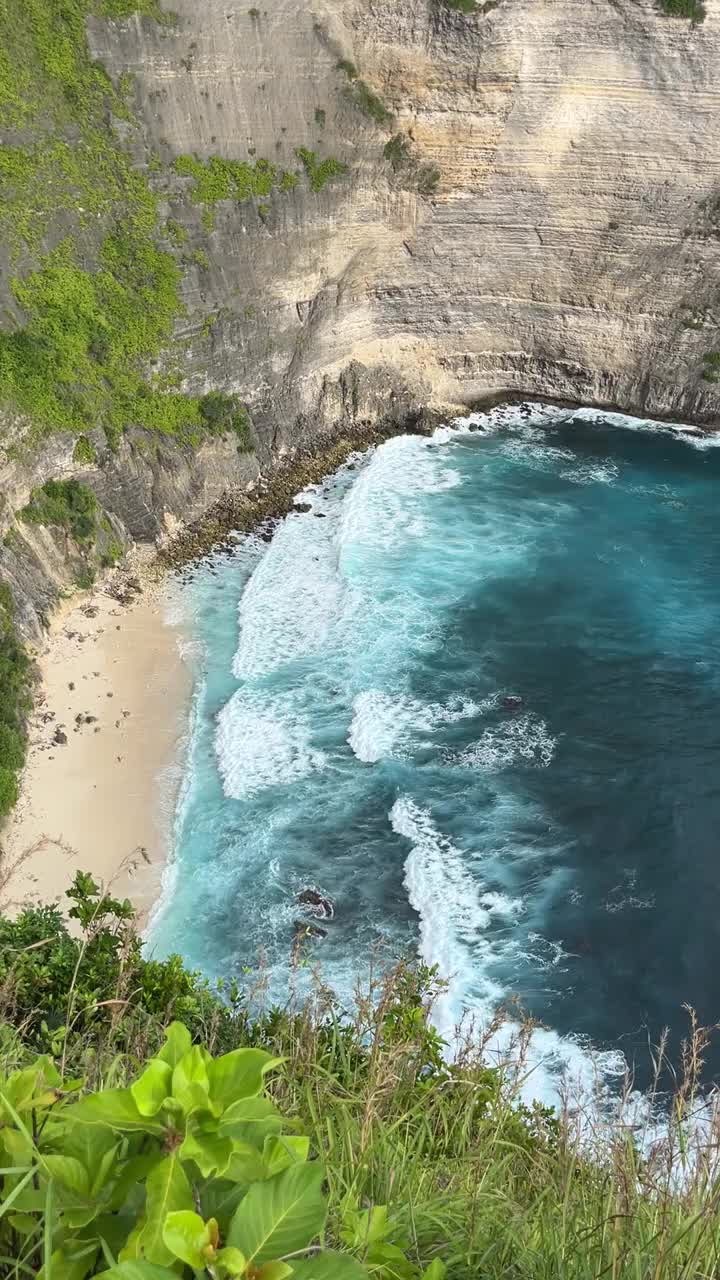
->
[
  {"left": 88, "top": 0, "right": 720, "bottom": 429},
  {"left": 3, "top": 0, "right": 720, "bottom": 635}
]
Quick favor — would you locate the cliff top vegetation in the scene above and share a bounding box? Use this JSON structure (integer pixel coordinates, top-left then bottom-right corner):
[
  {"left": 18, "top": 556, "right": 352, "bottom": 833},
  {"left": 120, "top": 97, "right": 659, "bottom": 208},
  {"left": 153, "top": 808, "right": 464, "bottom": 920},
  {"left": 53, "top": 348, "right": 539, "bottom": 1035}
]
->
[{"left": 0, "top": 872, "right": 718, "bottom": 1278}]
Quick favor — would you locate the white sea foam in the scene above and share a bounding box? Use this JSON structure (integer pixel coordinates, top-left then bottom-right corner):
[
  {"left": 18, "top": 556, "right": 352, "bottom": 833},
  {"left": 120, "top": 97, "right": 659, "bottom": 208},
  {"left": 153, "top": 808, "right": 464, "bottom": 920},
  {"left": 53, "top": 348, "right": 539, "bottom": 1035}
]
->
[
  {"left": 391, "top": 796, "right": 507, "bottom": 1035},
  {"left": 348, "top": 689, "right": 485, "bottom": 762},
  {"left": 391, "top": 796, "right": 629, "bottom": 1112},
  {"left": 456, "top": 714, "right": 557, "bottom": 770},
  {"left": 338, "top": 433, "right": 462, "bottom": 552},
  {"left": 216, "top": 690, "right": 326, "bottom": 799}
]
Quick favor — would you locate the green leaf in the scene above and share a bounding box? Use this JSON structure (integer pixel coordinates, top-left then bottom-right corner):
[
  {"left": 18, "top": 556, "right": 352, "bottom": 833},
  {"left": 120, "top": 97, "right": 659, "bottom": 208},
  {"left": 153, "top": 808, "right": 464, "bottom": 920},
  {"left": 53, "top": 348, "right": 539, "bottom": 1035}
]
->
[
  {"left": 137, "top": 1153, "right": 194, "bottom": 1265},
  {"left": 256, "top": 1264, "right": 293, "bottom": 1280},
  {"left": 421, "top": 1262, "right": 447, "bottom": 1280},
  {"left": 38, "top": 1245, "right": 98, "bottom": 1280},
  {"left": 263, "top": 1135, "right": 310, "bottom": 1178},
  {"left": 219, "top": 1095, "right": 284, "bottom": 1148},
  {"left": 208, "top": 1048, "right": 284, "bottom": 1111},
  {"left": 366, "top": 1242, "right": 416, "bottom": 1278},
  {"left": 50, "top": 1125, "right": 117, "bottom": 1183},
  {"left": 224, "top": 1140, "right": 269, "bottom": 1184},
  {"left": 105, "top": 1265, "right": 179, "bottom": 1280},
  {"left": 171, "top": 1047, "right": 211, "bottom": 1115},
  {"left": 162, "top": 1210, "right": 213, "bottom": 1269},
  {"left": 179, "top": 1127, "right": 233, "bottom": 1178},
  {"left": 228, "top": 1162, "right": 327, "bottom": 1267},
  {"left": 66, "top": 1090, "right": 164, "bottom": 1134},
  {"left": 156, "top": 1022, "right": 192, "bottom": 1069},
  {"left": 41, "top": 1155, "right": 89, "bottom": 1198},
  {"left": 215, "top": 1247, "right": 247, "bottom": 1276},
  {"left": 290, "top": 1254, "right": 369, "bottom": 1279},
  {"left": 341, "top": 1205, "right": 389, "bottom": 1249},
  {"left": 107, "top": 1154, "right": 164, "bottom": 1213},
  {"left": 131, "top": 1060, "right": 173, "bottom": 1118}
]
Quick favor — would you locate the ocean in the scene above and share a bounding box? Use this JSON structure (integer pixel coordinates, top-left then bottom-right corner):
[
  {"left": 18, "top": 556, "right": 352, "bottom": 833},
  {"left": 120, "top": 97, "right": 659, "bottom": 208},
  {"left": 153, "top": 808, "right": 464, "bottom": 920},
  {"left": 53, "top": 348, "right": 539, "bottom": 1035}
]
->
[{"left": 149, "top": 403, "right": 720, "bottom": 1107}]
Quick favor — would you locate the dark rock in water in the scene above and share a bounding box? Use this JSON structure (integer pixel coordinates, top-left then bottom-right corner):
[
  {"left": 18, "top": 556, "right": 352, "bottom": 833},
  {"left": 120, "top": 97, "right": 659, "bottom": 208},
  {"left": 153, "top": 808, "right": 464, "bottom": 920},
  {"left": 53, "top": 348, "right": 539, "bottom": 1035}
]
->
[
  {"left": 293, "top": 501, "right": 312, "bottom": 513},
  {"left": 292, "top": 919, "right": 327, "bottom": 940},
  {"left": 502, "top": 695, "right": 524, "bottom": 711},
  {"left": 296, "top": 888, "right": 334, "bottom": 918},
  {"left": 314, "top": 511, "right": 327, "bottom": 518}
]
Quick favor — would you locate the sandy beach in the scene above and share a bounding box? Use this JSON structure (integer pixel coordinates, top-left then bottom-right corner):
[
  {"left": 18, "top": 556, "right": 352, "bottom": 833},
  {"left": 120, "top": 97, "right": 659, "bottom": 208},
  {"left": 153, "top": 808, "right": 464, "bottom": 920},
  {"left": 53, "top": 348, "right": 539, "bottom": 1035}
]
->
[{"left": 0, "top": 561, "right": 191, "bottom": 926}]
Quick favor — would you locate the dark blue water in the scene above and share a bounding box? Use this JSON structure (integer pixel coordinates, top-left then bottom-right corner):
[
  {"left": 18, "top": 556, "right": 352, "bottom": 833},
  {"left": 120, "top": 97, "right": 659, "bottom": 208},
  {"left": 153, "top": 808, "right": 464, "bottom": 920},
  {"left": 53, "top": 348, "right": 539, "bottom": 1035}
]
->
[{"left": 151, "top": 405, "right": 720, "bottom": 1101}]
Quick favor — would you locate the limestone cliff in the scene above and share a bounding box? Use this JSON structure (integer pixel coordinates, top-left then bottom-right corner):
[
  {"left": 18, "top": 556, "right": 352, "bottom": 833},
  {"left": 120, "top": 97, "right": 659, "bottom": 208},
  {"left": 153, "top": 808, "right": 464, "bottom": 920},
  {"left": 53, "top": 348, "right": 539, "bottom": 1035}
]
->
[
  {"left": 3, "top": 0, "right": 720, "bottom": 636},
  {"left": 87, "top": 0, "right": 720, "bottom": 429}
]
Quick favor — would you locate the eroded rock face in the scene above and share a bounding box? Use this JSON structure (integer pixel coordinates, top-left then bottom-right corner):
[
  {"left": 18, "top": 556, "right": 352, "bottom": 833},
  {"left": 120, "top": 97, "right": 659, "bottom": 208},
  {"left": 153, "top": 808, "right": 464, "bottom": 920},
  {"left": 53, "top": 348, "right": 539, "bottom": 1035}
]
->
[
  {"left": 4, "top": 0, "right": 720, "bottom": 636},
  {"left": 86, "top": 0, "right": 720, "bottom": 430}
]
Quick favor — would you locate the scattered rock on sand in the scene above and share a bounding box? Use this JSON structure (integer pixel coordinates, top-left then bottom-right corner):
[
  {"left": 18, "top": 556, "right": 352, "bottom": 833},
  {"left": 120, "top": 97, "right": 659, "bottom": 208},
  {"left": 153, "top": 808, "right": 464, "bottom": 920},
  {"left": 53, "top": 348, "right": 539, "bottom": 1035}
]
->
[{"left": 53, "top": 728, "right": 67, "bottom": 746}]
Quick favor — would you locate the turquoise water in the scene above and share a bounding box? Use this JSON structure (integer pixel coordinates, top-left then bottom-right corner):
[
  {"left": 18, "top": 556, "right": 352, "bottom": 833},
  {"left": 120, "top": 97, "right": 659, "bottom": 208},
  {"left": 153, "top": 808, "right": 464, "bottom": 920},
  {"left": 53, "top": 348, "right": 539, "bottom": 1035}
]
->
[{"left": 150, "top": 404, "right": 720, "bottom": 1100}]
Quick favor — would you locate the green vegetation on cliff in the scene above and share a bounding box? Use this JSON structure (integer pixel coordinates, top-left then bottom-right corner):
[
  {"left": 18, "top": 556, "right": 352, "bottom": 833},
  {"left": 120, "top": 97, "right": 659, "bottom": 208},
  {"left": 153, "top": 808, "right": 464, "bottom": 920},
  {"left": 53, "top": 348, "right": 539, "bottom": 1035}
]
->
[
  {"left": 657, "top": 0, "right": 706, "bottom": 20},
  {"left": 0, "top": 583, "right": 29, "bottom": 819},
  {"left": 0, "top": 1, "right": 252, "bottom": 449},
  {"left": 0, "top": 874, "right": 719, "bottom": 1278},
  {"left": 295, "top": 148, "right": 348, "bottom": 194},
  {"left": 19, "top": 479, "right": 97, "bottom": 542}
]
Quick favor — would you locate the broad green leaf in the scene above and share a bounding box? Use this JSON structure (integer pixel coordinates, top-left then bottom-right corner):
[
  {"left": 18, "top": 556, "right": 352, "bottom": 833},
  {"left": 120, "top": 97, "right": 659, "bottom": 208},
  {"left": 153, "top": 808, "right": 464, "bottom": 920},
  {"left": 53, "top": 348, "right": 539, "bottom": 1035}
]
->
[
  {"left": 215, "top": 1247, "right": 247, "bottom": 1275},
  {"left": 66, "top": 1089, "right": 164, "bottom": 1134},
  {"left": 171, "top": 1047, "right": 211, "bottom": 1116},
  {"left": 290, "top": 1253, "right": 369, "bottom": 1279},
  {"left": 421, "top": 1262, "right": 446, "bottom": 1279},
  {"left": 50, "top": 1124, "right": 117, "bottom": 1180},
  {"left": 179, "top": 1128, "right": 233, "bottom": 1178},
  {"left": 138, "top": 1153, "right": 194, "bottom": 1265},
  {"left": 105, "top": 1264, "right": 179, "bottom": 1280},
  {"left": 219, "top": 1095, "right": 284, "bottom": 1148},
  {"left": 228, "top": 1162, "right": 327, "bottom": 1267},
  {"left": 366, "top": 1242, "right": 416, "bottom": 1278},
  {"left": 225, "top": 1139, "right": 269, "bottom": 1184},
  {"left": 1, "top": 1127, "right": 33, "bottom": 1165},
  {"left": 341, "top": 1205, "right": 389, "bottom": 1249},
  {"left": 37, "top": 1245, "right": 98, "bottom": 1280},
  {"left": 7, "top": 1212, "right": 36, "bottom": 1235},
  {"left": 41, "top": 1154, "right": 89, "bottom": 1199},
  {"left": 107, "top": 1154, "right": 164, "bottom": 1213},
  {"left": 3, "top": 1058, "right": 61, "bottom": 1114},
  {"left": 91, "top": 1143, "right": 122, "bottom": 1198},
  {"left": 208, "top": 1048, "right": 284, "bottom": 1111},
  {"left": 162, "top": 1210, "right": 213, "bottom": 1269},
  {"left": 131, "top": 1060, "right": 173, "bottom": 1118},
  {"left": 155, "top": 1022, "right": 192, "bottom": 1069},
  {"left": 263, "top": 1135, "right": 310, "bottom": 1178},
  {"left": 256, "top": 1263, "right": 293, "bottom": 1280}
]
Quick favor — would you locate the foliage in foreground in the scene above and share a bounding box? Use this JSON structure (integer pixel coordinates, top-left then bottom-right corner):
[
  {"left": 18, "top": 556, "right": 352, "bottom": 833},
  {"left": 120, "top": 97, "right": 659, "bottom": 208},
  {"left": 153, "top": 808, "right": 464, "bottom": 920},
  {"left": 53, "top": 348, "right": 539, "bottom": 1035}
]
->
[
  {"left": 0, "top": 1022, "right": 401, "bottom": 1279},
  {"left": 1, "top": 874, "right": 720, "bottom": 1277}
]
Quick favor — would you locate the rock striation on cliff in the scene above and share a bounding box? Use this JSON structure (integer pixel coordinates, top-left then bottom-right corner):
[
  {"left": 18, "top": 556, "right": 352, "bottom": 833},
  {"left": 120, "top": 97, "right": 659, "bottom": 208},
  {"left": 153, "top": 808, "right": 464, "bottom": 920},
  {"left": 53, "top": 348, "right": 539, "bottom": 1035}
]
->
[{"left": 2, "top": 0, "right": 720, "bottom": 634}]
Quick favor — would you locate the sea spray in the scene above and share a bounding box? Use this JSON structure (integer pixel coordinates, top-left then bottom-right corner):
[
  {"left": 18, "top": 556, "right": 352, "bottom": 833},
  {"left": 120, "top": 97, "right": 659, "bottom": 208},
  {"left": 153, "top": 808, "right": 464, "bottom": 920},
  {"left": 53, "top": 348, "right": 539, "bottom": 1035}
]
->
[{"left": 150, "top": 405, "right": 720, "bottom": 1110}]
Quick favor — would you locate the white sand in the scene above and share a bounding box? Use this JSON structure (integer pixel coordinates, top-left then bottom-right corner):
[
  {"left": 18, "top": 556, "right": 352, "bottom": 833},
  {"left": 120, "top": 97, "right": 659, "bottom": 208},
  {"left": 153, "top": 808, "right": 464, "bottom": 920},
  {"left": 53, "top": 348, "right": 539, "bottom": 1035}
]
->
[{"left": 1, "top": 565, "right": 191, "bottom": 926}]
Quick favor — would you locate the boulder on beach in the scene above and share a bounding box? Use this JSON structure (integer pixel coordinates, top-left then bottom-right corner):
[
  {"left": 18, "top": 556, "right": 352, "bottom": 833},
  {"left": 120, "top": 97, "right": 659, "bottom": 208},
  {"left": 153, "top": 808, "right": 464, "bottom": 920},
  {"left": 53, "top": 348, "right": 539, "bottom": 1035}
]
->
[{"left": 296, "top": 888, "right": 335, "bottom": 919}]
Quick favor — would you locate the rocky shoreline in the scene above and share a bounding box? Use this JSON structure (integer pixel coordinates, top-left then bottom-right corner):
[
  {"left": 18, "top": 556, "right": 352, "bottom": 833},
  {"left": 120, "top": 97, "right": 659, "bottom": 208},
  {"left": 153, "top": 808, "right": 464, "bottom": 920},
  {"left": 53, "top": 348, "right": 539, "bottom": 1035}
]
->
[{"left": 159, "top": 410, "right": 444, "bottom": 571}]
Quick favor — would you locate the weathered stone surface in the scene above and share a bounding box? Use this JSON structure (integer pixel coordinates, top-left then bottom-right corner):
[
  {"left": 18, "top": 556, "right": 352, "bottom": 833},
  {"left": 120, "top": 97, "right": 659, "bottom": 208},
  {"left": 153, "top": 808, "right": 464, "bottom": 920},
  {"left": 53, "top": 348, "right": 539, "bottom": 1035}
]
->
[
  {"left": 5, "top": 0, "right": 720, "bottom": 636},
  {"left": 86, "top": 0, "right": 720, "bottom": 431}
]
